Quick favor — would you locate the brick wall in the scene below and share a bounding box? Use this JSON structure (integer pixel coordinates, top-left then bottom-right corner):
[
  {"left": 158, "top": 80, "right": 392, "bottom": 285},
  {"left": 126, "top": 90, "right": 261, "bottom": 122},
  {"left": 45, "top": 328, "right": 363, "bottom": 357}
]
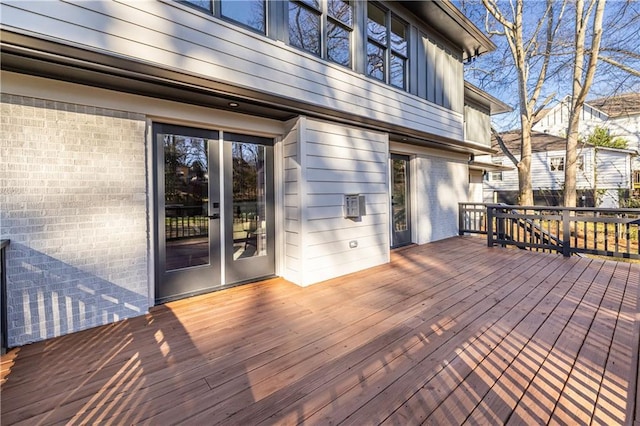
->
[
  {"left": 414, "top": 156, "right": 469, "bottom": 244},
  {"left": 0, "top": 94, "right": 149, "bottom": 346}
]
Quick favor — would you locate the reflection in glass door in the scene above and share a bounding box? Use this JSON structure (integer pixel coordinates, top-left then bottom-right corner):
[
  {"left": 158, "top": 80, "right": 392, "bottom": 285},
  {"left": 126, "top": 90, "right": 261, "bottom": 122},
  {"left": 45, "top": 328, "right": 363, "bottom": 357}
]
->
[
  {"left": 391, "top": 154, "right": 412, "bottom": 247},
  {"left": 224, "top": 133, "right": 275, "bottom": 284},
  {"left": 154, "top": 126, "right": 275, "bottom": 302},
  {"left": 154, "top": 124, "right": 220, "bottom": 303}
]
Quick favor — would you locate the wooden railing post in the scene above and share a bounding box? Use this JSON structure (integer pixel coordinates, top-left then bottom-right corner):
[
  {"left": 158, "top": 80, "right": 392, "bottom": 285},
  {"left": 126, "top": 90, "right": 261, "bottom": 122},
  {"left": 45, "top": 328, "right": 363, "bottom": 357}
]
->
[
  {"left": 487, "top": 206, "right": 494, "bottom": 247},
  {"left": 562, "top": 209, "right": 571, "bottom": 257}
]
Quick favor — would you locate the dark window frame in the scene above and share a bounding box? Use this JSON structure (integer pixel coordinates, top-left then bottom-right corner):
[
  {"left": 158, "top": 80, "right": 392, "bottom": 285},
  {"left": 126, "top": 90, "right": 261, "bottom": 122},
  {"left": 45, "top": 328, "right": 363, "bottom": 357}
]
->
[
  {"left": 287, "top": 0, "right": 353, "bottom": 68},
  {"left": 180, "top": 0, "right": 267, "bottom": 35},
  {"left": 366, "top": 2, "right": 409, "bottom": 90}
]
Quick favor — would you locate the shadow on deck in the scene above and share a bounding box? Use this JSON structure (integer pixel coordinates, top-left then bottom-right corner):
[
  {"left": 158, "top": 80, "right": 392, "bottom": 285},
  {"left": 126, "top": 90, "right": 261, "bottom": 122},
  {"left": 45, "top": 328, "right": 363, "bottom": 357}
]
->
[{"left": 1, "top": 236, "right": 639, "bottom": 425}]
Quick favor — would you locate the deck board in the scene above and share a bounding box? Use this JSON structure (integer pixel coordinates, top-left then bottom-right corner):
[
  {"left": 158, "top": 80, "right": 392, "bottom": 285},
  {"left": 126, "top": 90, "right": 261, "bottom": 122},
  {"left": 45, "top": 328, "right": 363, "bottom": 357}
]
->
[{"left": 1, "top": 236, "right": 638, "bottom": 425}]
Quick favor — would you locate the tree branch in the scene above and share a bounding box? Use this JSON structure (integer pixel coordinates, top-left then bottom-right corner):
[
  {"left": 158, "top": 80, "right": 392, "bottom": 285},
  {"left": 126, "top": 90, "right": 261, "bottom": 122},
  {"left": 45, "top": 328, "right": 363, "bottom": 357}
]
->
[
  {"left": 600, "top": 55, "right": 640, "bottom": 77},
  {"left": 492, "top": 128, "right": 520, "bottom": 167}
]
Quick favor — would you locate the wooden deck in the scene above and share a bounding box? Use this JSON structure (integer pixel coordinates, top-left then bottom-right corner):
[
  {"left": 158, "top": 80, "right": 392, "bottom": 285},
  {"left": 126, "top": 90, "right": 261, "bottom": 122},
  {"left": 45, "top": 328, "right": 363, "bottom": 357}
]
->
[{"left": 1, "top": 236, "right": 639, "bottom": 425}]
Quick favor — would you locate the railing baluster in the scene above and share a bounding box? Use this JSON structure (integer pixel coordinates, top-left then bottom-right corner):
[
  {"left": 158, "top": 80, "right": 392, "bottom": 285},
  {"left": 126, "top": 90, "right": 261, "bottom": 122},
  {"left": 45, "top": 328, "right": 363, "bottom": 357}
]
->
[{"left": 458, "top": 203, "right": 639, "bottom": 259}]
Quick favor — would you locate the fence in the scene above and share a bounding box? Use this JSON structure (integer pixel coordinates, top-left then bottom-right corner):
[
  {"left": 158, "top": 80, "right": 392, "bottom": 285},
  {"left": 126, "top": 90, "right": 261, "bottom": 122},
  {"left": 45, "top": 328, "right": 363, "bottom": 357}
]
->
[{"left": 459, "top": 203, "right": 640, "bottom": 259}]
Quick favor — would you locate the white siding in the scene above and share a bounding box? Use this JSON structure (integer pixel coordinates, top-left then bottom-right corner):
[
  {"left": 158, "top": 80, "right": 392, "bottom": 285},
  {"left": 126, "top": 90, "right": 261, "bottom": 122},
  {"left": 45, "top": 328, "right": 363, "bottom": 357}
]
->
[
  {"left": 485, "top": 149, "right": 597, "bottom": 193},
  {"left": 485, "top": 147, "right": 633, "bottom": 207},
  {"left": 282, "top": 118, "right": 302, "bottom": 284},
  {"left": 609, "top": 115, "right": 640, "bottom": 171},
  {"left": 1, "top": 0, "right": 464, "bottom": 141},
  {"left": 595, "top": 149, "right": 632, "bottom": 189},
  {"left": 294, "top": 118, "right": 390, "bottom": 286}
]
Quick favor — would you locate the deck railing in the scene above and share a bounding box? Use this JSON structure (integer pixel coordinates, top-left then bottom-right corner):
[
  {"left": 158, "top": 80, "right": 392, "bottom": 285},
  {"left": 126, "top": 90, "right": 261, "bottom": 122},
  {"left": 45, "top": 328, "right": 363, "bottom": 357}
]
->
[
  {"left": 1, "top": 239, "right": 9, "bottom": 354},
  {"left": 459, "top": 203, "right": 640, "bottom": 259},
  {"left": 165, "top": 205, "right": 208, "bottom": 240}
]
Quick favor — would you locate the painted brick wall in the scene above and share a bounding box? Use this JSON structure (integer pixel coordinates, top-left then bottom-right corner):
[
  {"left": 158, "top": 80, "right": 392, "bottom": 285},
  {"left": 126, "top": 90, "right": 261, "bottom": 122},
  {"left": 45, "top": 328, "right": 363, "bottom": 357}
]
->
[
  {"left": 415, "top": 156, "right": 469, "bottom": 244},
  {"left": 0, "top": 94, "right": 149, "bottom": 346}
]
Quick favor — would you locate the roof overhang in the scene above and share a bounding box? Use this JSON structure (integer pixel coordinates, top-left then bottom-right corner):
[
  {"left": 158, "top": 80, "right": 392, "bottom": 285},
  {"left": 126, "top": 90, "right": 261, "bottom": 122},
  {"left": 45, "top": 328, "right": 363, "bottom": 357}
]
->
[
  {"left": 400, "top": 0, "right": 496, "bottom": 61},
  {"left": 464, "top": 81, "right": 512, "bottom": 115},
  {"left": 469, "top": 160, "right": 514, "bottom": 172},
  {"left": 1, "top": 28, "right": 488, "bottom": 156}
]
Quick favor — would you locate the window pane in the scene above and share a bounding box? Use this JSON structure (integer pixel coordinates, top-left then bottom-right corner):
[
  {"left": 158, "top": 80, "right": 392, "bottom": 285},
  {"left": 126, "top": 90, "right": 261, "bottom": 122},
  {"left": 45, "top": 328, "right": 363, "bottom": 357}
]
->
[
  {"left": 392, "top": 159, "right": 408, "bottom": 232},
  {"left": 550, "top": 157, "right": 565, "bottom": 172},
  {"left": 183, "top": 0, "right": 212, "bottom": 12},
  {"left": 391, "top": 15, "right": 407, "bottom": 56},
  {"left": 221, "top": 0, "right": 265, "bottom": 32},
  {"left": 367, "top": 3, "right": 387, "bottom": 45},
  {"left": 289, "top": 2, "right": 321, "bottom": 55},
  {"left": 163, "top": 135, "right": 210, "bottom": 271},
  {"left": 367, "top": 42, "right": 385, "bottom": 81},
  {"left": 328, "top": 0, "right": 352, "bottom": 26},
  {"left": 327, "top": 21, "right": 351, "bottom": 67},
  {"left": 232, "top": 142, "right": 268, "bottom": 259},
  {"left": 390, "top": 53, "right": 405, "bottom": 89}
]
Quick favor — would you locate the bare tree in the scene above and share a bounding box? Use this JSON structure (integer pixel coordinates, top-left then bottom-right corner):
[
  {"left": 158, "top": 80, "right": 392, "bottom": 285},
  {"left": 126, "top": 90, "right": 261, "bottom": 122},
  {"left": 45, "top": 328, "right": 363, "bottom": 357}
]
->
[
  {"left": 563, "top": 0, "right": 606, "bottom": 207},
  {"left": 481, "top": 0, "right": 566, "bottom": 205}
]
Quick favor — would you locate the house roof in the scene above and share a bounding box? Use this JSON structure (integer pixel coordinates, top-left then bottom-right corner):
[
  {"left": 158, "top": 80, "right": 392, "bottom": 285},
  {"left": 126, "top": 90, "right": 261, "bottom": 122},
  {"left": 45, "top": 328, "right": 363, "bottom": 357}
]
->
[
  {"left": 587, "top": 93, "right": 640, "bottom": 117},
  {"left": 493, "top": 130, "right": 638, "bottom": 157},
  {"left": 534, "top": 93, "right": 640, "bottom": 124},
  {"left": 492, "top": 131, "right": 567, "bottom": 156}
]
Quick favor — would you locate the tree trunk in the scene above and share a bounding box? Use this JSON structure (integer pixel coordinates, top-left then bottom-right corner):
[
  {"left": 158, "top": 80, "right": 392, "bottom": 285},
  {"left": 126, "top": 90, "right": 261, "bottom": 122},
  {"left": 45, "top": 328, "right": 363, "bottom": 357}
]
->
[
  {"left": 563, "top": 0, "right": 606, "bottom": 207},
  {"left": 518, "top": 121, "right": 534, "bottom": 205}
]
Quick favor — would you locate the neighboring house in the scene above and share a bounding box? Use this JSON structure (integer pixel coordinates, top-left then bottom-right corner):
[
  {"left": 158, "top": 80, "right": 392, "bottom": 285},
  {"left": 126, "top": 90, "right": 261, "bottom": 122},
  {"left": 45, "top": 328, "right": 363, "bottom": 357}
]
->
[
  {"left": 1, "top": 0, "right": 500, "bottom": 346},
  {"left": 481, "top": 131, "right": 637, "bottom": 207},
  {"left": 533, "top": 93, "right": 640, "bottom": 194}
]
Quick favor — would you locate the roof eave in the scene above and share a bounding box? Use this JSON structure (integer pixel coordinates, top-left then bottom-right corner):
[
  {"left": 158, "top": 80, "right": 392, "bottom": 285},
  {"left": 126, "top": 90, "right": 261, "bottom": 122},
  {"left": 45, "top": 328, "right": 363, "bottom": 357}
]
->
[
  {"left": 464, "top": 81, "right": 513, "bottom": 115},
  {"left": 400, "top": 0, "right": 496, "bottom": 60}
]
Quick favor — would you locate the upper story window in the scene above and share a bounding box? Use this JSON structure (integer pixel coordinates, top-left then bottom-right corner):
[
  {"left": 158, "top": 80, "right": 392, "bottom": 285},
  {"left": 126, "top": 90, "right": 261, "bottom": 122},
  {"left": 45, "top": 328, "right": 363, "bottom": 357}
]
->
[
  {"left": 289, "top": 0, "right": 321, "bottom": 55},
  {"left": 183, "top": 0, "right": 266, "bottom": 34},
  {"left": 327, "top": 0, "right": 353, "bottom": 67},
  {"left": 366, "top": 3, "right": 408, "bottom": 90},
  {"left": 221, "top": 0, "right": 265, "bottom": 32},
  {"left": 288, "top": 0, "right": 353, "bottom": 67}
]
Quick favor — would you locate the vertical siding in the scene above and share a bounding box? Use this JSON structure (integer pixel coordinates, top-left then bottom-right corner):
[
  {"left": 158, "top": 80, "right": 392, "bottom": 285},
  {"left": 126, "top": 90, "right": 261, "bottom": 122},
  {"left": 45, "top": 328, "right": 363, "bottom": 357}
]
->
[
  {"left": 421, "top": 33, "right": 463, "bottom": 114},
  {"left": 298, "top": 118, "right": 390, "bottom": 286}
]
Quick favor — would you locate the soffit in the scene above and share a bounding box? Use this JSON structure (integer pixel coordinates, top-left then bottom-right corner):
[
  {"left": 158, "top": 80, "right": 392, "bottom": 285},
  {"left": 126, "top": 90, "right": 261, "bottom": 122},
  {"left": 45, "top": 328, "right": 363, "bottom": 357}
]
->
[
  {"left": 400, "top": 0, "right": 496, "bottom": 60},
  {"left": 1, "top": 29, "right": 488, "bottom": 156}
]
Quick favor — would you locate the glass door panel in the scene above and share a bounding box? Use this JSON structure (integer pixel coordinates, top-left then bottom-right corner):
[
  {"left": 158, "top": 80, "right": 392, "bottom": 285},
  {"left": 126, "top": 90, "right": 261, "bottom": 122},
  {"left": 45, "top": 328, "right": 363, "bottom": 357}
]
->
[
  {"left": 391, "top": 154, "right": 412, "bottom": 247},
  {"left": 164, "top": 135, "right": 210, "bottom": 271},
  {"left": 154, "top": 123, "right": 220, "bottom": 303},
  {"left": 231, "top": 142, "right": 268, "bottom": 260},
  {"left": 224, "top": 133, "right": 275, "bottom": 284}
]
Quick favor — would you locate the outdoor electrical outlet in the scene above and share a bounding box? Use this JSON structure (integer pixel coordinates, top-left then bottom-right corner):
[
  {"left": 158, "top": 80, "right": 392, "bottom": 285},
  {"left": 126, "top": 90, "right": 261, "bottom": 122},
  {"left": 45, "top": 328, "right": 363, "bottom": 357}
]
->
[{"left": 349, "top": 240, "right": 358, "bottom": 248}]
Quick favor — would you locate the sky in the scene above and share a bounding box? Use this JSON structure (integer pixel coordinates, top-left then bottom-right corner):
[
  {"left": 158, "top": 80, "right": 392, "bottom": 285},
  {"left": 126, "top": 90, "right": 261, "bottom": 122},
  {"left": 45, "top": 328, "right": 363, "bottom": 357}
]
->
[{"left": 454, "top": 0, "right": 640, "bottom": 131}]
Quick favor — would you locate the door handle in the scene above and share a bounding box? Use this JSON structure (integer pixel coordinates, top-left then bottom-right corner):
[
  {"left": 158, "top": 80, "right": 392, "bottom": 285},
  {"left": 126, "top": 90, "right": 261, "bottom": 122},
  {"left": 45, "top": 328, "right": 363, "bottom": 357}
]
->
[{"left": 208, "top": 213, "right": 220, "bottom": 219}]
